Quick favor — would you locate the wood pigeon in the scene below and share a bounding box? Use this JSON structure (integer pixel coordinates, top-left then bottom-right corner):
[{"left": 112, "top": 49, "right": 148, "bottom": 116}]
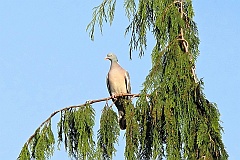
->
[{"left": 105, "top": 53, "right": 131, "bottom": 130}]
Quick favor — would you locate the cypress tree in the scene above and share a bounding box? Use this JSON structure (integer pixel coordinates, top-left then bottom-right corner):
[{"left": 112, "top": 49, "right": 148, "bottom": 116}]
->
[
  {"left": 88, "top": 1, "right": 228, "bottom": 158},
  {"left": 18, "top": 0, "right": 228, "bottom": 159}
]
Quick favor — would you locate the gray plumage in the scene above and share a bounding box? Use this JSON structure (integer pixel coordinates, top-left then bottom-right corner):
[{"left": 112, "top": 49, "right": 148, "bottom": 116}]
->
[{"left": 105, "top": 53, "right": 131, "bottom": 130}]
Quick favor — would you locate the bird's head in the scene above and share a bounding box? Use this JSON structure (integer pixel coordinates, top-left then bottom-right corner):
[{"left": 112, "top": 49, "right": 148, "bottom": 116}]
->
[{"left": 105, "top": 53, "right": 118, "bottom": 62}]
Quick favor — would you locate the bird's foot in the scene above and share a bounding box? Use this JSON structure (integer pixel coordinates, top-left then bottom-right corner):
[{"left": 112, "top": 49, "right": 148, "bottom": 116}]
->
[
  {"left": 112, "top": 93, "right": 124, "bottom": 99},
  {"left": 118, "top": 115, "right": 122, "bottom": 121}
]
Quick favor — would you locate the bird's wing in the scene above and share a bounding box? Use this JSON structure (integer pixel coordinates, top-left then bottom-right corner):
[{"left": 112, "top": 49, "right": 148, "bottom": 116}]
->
[
  {"left": 124, "top": 70, "right": 131, "bottom": 94},
  {"left": 106, "top": 74, "right": 112, "bottom": 96}
]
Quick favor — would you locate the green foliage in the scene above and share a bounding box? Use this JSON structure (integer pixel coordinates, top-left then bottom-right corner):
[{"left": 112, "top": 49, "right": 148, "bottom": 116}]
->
[
  {"left": 18, "top": 122, "right": 55, "bottom": 160},
  {"left": 18, "top": 104, "right": 96, "bottom": 160},
  {"left": 125, "top": 99, "right": 139, "bottom": 159},
  {"left": 87, "top": 0, "right": 116, "bottom": 40},
  {"left": 96, "top": 104, "right": 120, "bottom": 159},
  {"left": 58, "top": 104, "right": 95, "bottom": 159},
  {"left": 125, "top": 0, "right": 153, "bottom": 58},
  {"left": 124, "top": 0, "right": 136, "bottom": 20},
  {"left": 18, "top": 143, "right": 30, "bottom": 160},
  {"left": 34, "top": 122, "right": 55, "bottom": 159}
]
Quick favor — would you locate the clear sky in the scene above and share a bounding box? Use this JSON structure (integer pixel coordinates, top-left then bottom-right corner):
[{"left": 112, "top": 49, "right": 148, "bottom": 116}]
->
[{"left": 0, "top": 1, "right": 239, "bottom": 159}]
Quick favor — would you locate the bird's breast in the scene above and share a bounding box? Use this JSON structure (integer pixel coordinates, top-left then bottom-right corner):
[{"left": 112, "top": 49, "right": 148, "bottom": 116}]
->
[{"left": 108, "top": 71, "right": 127, "bottom": 94}]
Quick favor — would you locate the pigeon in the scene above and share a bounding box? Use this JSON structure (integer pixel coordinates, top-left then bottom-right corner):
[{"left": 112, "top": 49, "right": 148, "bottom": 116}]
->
[{"left": 105, "top": 53, "right": 131, "bottom": 130}]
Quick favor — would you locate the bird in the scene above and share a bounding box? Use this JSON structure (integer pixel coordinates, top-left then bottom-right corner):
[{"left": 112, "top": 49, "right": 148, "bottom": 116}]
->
[{"left": 105, "top": 53, "right": 131, "bottom": 130}]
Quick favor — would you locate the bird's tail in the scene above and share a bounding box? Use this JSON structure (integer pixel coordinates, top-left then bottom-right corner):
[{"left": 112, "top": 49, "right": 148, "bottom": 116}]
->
[
  {"left": 115, "top": 97, "right": 132, "bottom": 130},
  {"left": 115, "top": 100, "right": 126, "bottom": 130}
]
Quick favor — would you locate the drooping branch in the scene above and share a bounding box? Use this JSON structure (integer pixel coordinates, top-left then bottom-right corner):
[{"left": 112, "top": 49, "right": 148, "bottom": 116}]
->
[
  {"left": 86, "top": 0, "right": 116, "bottom": 40},
  {"left": 25, "top": 93, "right": 140, "bottom": 146}
]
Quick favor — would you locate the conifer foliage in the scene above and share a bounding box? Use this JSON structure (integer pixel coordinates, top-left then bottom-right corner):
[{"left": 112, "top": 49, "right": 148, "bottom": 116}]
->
[{"left": 18, "top": 0, "right": 228, "bottom": 159}]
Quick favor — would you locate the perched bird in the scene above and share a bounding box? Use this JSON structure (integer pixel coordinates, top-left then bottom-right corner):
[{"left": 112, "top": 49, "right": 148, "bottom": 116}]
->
[{"left": 105, "top": 53, "right": 131, "bottom": 130}]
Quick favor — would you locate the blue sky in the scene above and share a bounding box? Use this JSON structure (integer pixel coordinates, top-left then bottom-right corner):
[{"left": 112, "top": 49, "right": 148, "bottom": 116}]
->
[{"left": 0, "top": 1, "right": 239, "bottom": 159}]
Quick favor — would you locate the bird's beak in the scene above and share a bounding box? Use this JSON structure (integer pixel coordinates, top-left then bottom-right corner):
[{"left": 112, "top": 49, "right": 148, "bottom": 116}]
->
[{"left": 105, "top": 57, "right": 109, "bottom": 60}]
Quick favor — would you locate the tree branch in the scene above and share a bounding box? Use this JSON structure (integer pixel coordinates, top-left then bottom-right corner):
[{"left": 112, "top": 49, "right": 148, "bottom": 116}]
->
[
  {"left": 25, "top": 93, "right": 140, "bottom": 146},
  {"left": 178, "top": 0, "right": 198, "bottom": 83}
]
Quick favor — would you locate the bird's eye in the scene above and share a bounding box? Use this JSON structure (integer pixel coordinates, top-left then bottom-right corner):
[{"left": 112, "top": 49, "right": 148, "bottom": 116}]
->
[{"left": 107, "top": 53, "right": 113, "bottom": 57}]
